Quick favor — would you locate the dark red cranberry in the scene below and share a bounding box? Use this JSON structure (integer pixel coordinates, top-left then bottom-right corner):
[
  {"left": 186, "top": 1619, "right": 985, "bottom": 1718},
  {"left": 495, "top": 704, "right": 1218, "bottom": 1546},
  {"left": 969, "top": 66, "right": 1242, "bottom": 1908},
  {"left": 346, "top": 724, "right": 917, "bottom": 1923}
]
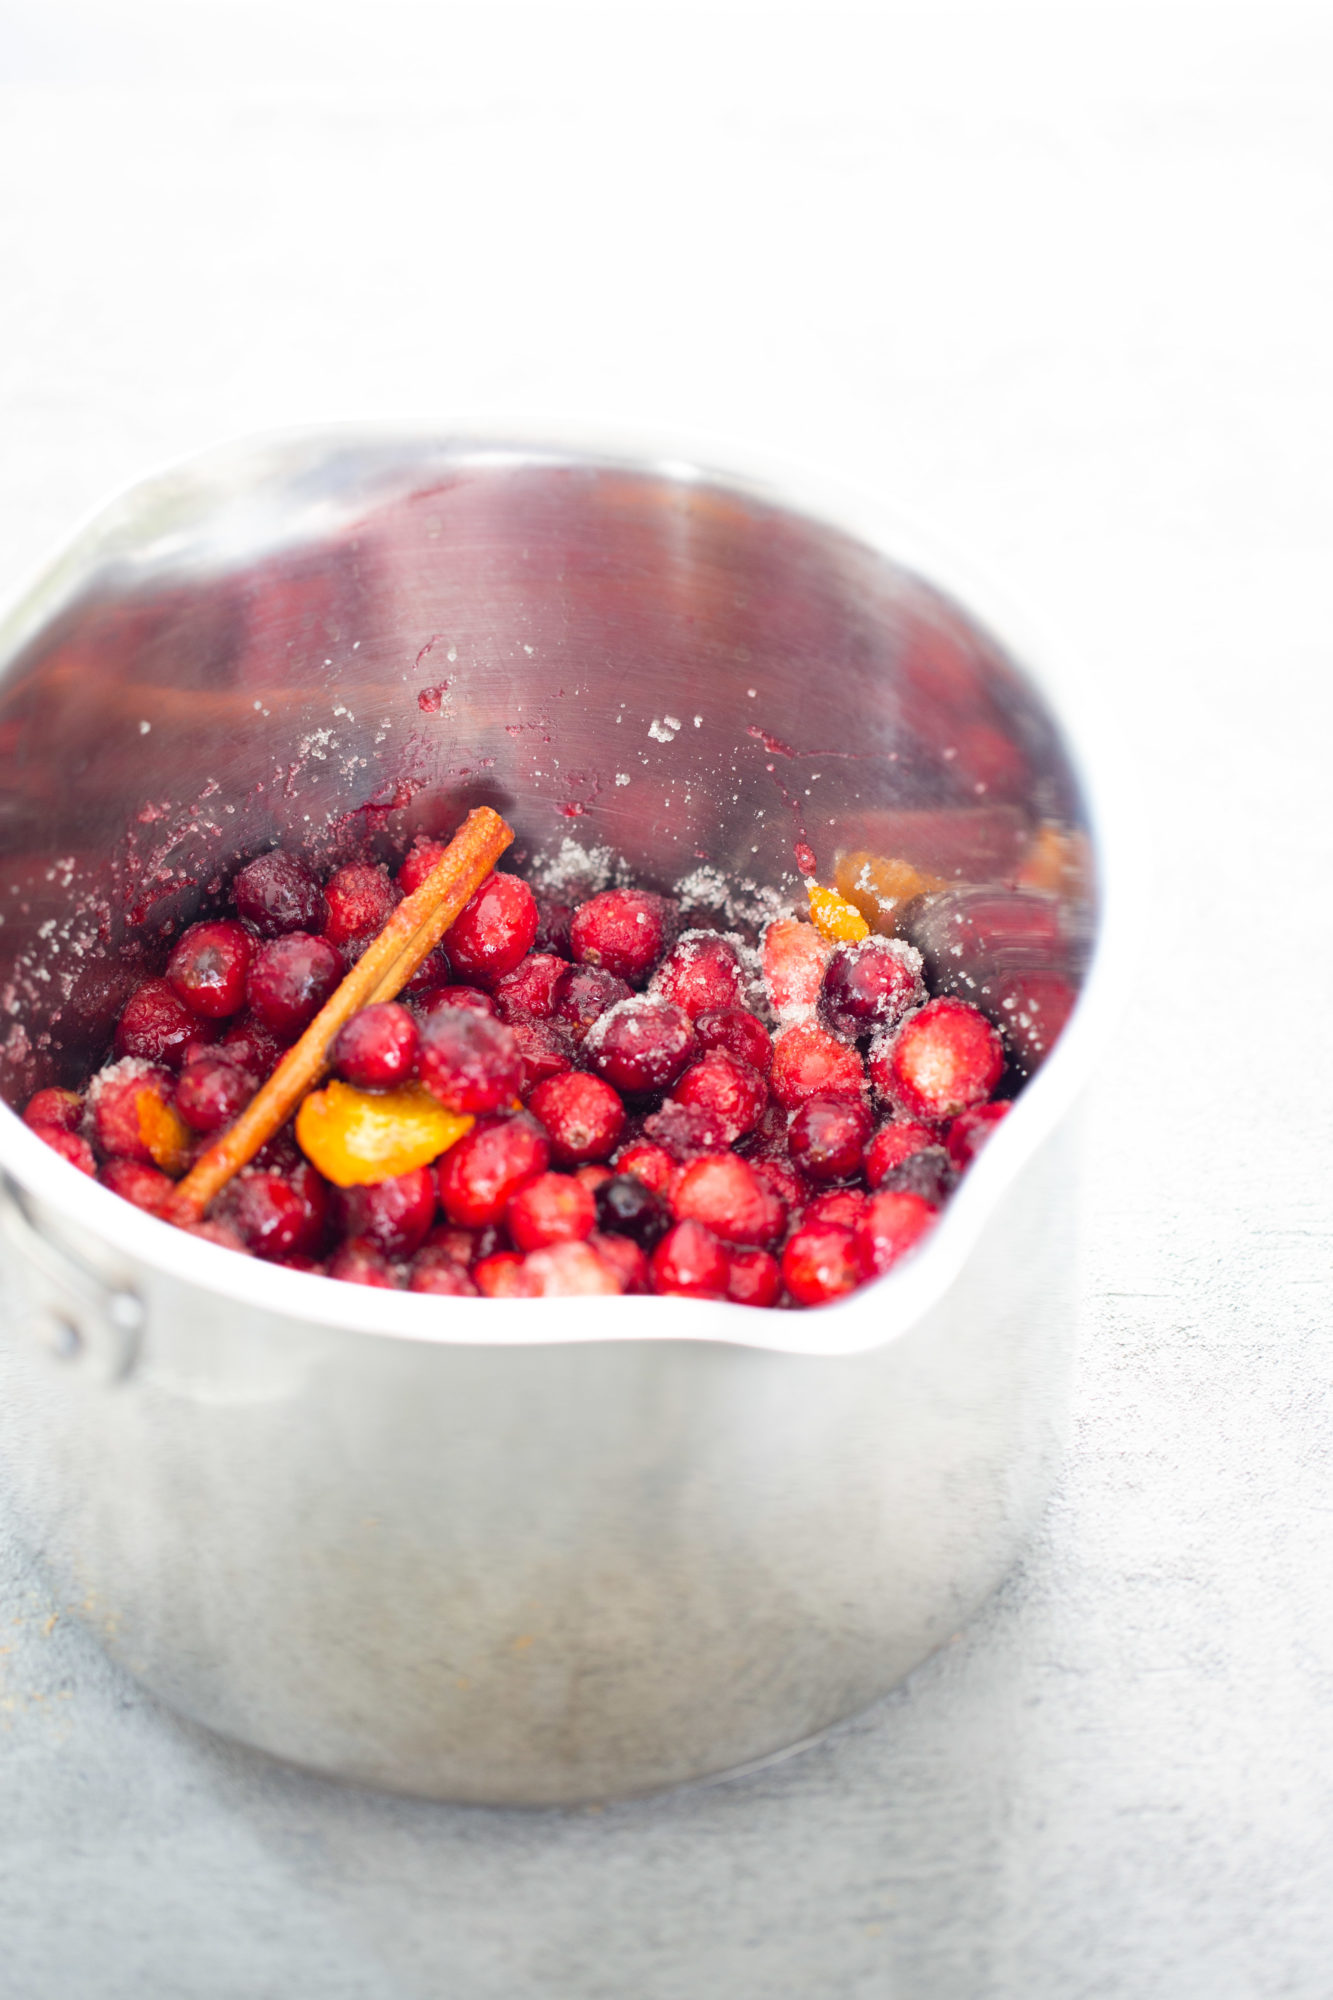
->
[
  {"left": 396, "top": 835, "right": 449, "bottom": 896},
  {"left": 670, "top": 1154, "right": 785, "bottom": 1247},
  {"left": 509, "top": 1015, "right": 576, "bottom": 1094},
  {"left": 473, "top": 1250, "right": 539, "bottom": 1297},
  {"left": 946, "top": 1101, "right": 1011, "bottom": 1167},
  {"left": 553, "top": 965, "right": 632, "bottom": 1038},
  {"left": 332, "top": 1166, "right": 436, "bottom": 1257},
  {"left": 864, "top": 1121, "right": 936, "bottom": 1187},
  {"left": 437, "top": 1113, "right": 550, "bottom": 1226},
  {"left": 100, "top": 1158, "right": 174, "bottom": 1212},
  {"left": 22, "top": 1087, "right": 83, "bottom": 1133},
  {"left": 787, "top": 1095, "right": 873, "bottom": 1184},
  {"left": 770, "top": 1021, "right": 865, "bottom": 1110},
  {"left": 741, "top": 1098, "right": 794, "bottom": 1160},
  {"left": 613, "top": 1141, "right": 676, "bottom": 1195},
  {"left": 89, "top": 1059, "right": 177, "bottom": 1164},
  {"left": 672, "top": 1050, "right": 768, "bottom": 1142},
  {"left": 165, "top": 919, "right": 254, "bottom": 1019},
  {"left": 991, "top": 971, "right": 1075, "bottom": 1077},
  {"left": 593, "top": 1173, "right": 670, "bottom": 1249},
  {"left": 642, "top": 1100, "right": 733, "bottom": 1161},
  {"left": 854, "top": 1189, "right": 937, "bottom": 1277},
  {"left": 222, "top": 1166, "right": 328, "bottom": 1260},
  {"left": 220, "top": 1011, "right": 286, "bottom": 1079},
  {"left": 650, "top": 1219, "right": 729, "bottom": 1297},
  {"left": 588, "top": 1231, "right": 650, "bottom": 1294},
  {"left": 780, "top": 1222, "right": 861, "bottom": 1307},
  {"left": 416, "top": 984, "right": 498, "bottom": 1020},
  {"left": 173, "top": 1053, "right": 253, "bottom": 1133},
  {"left": 532, "top": 897, "right": 573, "bottom": 958},
  {"left": 751, "top": 1157, "right": 809, "bottom": 1219},
  {"left": 726, "top": 1247, "right": 781, "bottom": 1308},
  {"left": 492, "top": 953, "right": 568, "bottom": 1022},
  {"left": 31, "top": 1125, "right": 96, "bottom": 1176},
  {"left": 246, "top": 933, "right": 343, "bottom": 1040},
  {"left": 570, "top": 889, "right": 671, "bottom": 986},
  {"left": 506, "top": 1171, "right": 597, "bottom": 1251},
  {"left": 408, "top": 1253, "right": 479, "bottom": 1296},
  {"left": 401, "top": 943, "right": 453, "bottom": 1001},
  {"left": 802, "top": 1188, "right": 868, "bottom": 1231},
  {"left": 528, "top": 1070, "right": 626, "bottom": 1165},
  {"left": 875, "top": 1146, "right": 954, "bottom": 1206},
  {"left": 328, "top": 1239, "right": 401, "bottom": 1288},
  {"left": 323, "top": 862, "right": 399, "bottom": 948},
  {"left": 650, "top": 931, "right": 746, "bottom": 1018},
  {"left": 416, "top": 1221, "right": 493, "bottom": 1268},
  {"left": 586, "top": 998, "right": 698, "bottom": 1096},
  {"left": 330, "top": 1002, "right": 419, "bottom": 1089},
  {"left": 416, "top": 1005, "right": 523, "bottom": 1115},
  {"left": 115, "top": 978, "right": 210, "bottom": 1067},
  {"left": 871, "top": 998, "right": 1004, "bottom": 1120},
  {"left": 695, "top": 1007, "right": 773, "bottom": 1074},
  {"left": 232, "top": 850, "right": 328, "bottom": 938},
  {"left": 446, "top": 872, "right": 538, "bottom": 982},
  {"left": 818, "top": 938, "right": 922, "bottom": 1040}
]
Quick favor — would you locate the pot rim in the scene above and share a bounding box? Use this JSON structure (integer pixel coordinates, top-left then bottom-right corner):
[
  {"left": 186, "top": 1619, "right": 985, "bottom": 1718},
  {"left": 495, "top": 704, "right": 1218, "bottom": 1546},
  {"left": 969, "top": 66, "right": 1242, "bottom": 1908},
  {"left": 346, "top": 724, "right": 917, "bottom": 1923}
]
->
[{"left": 0, "top": 421, "right": 1137, "bottom": 1360}]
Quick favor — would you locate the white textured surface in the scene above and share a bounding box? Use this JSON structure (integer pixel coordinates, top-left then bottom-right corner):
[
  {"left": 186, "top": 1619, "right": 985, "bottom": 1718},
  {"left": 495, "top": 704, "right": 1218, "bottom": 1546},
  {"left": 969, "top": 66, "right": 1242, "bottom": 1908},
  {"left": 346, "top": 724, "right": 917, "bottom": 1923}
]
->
[{"left": 2, "top": 6, "right": 1331, "bottom": 1994}]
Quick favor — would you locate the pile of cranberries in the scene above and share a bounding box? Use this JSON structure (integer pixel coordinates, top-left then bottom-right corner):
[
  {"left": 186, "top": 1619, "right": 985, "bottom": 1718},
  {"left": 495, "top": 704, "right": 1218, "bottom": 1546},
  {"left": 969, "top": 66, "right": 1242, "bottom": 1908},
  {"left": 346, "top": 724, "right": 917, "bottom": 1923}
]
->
[{"left": 18, "top": 837, "right": 1034, "bottom": 1308}]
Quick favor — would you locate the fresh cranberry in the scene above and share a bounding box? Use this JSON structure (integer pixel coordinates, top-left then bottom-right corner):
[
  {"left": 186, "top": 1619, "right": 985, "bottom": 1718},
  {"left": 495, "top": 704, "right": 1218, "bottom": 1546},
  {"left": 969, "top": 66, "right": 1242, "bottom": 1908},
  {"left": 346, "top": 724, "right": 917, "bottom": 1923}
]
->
[
  {"left": 332, "top": 1166, "right": 436, "bottom": 1257},
  {"left": 770, "top": 1021, "right": 865, "bottom": 1109},
  {"left": 416, "top": 1005, "right": 522, "bottom": 1115},
  {"left": 761, "top": 918, "right": 832, "bottom": 1017},
  {"left": 672, "top": 1050, "right": 768, "bottom": 1142},
  {"left": 570, "top": 889, "right": 670, "bottom": 986},
  {"left": 751, "top": 1156, "right": 809, "bottom": 1219},
  {"left": 89, "top": 1059, "right": 176, "bottom": 1164},
  {"left": 641, "top": 1101, "right": 733, "bottom": 1161},
  {"left": 115, "top": 978, "right": 210, "bottom": 1067},
  {"left": 695, "top": 1007, "right": 773, "bottom": 1074},
  {"left": 183, "top": 1218, "right": 247, "bottom": 1252},
  {"left": 650, "top": 931, "right": 746, "bottom": 1018},
  {"left": 741, "top": 1099, "right": 794, "bottom": 1160},
  {"left": 864, "top": 1121, "right": 937, "bottom": 1187},
  {"left": 787, "top": 1095, "right": 873, "bottom": 1183},
  {"left": 100, "top": 1158, "right": 174, "bottom": 1213},
  {"left": 437, "top": 1113, "right": 550, "bottom": 1226},
  {"left": 492, "top": 954, "right": 568, "bottom": 1022},
  {"left": 854, "top": 1190, "right": 937, "bottom": 1277},
  {"left": 222, "top": 1165, "right": 328, "bottom": 1260},
  {"left": 532, "top": 897, "right": 573, "bottom": 957},
  {"left": 232, "top": 850, "right": 328, "bottom": 937},
  {"left": 447, "top": 872, "right": 538, "bottom": 982},
  {"left": 528, "top": 1071, "right": 626, "bottom": 1165},
  {"left": 165, "top": 919, "right": 253, "bottom": 1019},
  {"left": 30, "top": 1125, "right": 96, "bottom": 1176},
  {"left": 593, "top": 1173, "right": 670, "bottom": 1248},
  {"left": 588, "top": 1231, "right": 650, "bottom": 1294},
  {"left": 991, "top": 971, "right": 1075, "bottom": 1077},
  {"left": 726, "top": 1247, "right": 781, "bottom": 1308},
  {"left": 473, "top": 1251, "right": 539, "bottom": 1297},
  {"left": 575, "top": 1163, "right": 615, "bottom": 1194},
  {"left": 416, "top": 1221, "right": 492, "bottom": 1269},
  {"left": 613, "top": 1141, "right": 676, "bottom": 1195},
  {"left": 22, "top": 1087, "right": 83, "bottom": 1133},
  {"left": 330, "top": 1002, "right": 419, "bottom": 1089},
  {"left": 871, "top": 998, "right": 1004, "bottom": 1121},
  {"left": 552, "top": 965, "right": 632, "bottom": 1038},
  {"left": 818, "top": 938, "right": 922, "bottom": 1041},
  {"left": 508, "top": 1016, "right": 576, "bottom": 1093},
  {"left": 780, "top": 1222, "right": 861, "bottom": 1307},
  {"left": 416, "top": 984, "right": 498, "bottom": 1020},
  {"left": 946, "top": 1101, "right": 1011, "bottom": 1167},
  {"left": 328, "top": 1239, "right": 401, "bottom": 1288},
  {"left": 220, "top": 1011, "right": 286, "bottom": 1078},
  {"left": 323, "top": 862, "right": 399, "bottom": 948},
  {"left": 802, "top": 1188, "right": 869, "bottom": 1231},
  {"left": 650, "top": 1219, "right": 729, "bottom": 1297},
  {"left": 523, "top": 1241, "right": 624, "bottom": 1296},
  {"left": 875, "top": 1146, "right": 954, "bottom": 1206},
  {"left": 396, "top": 835, "right": 450, "bottom": 896},
  {"left": 506, "top": 1171, "right": 597, "bottom": 1252},
  {"left": 246, "top": 933, "right": 343, "bottom": 1040},
  {"left": 409, "top": 1254, "right": 479, "bottom": 1295},
  {"left": 670, "top": 1154, "right": 785, "bottom": 1247},
  {"left": 173, "top": 1053, "right": 253, "bottom": 1133},
  {"left": 586, "top": 998, "right": 698, "bottom": 1096},
  {"left": 401, "top": 943, "right": 453, "bottom": 1001}
]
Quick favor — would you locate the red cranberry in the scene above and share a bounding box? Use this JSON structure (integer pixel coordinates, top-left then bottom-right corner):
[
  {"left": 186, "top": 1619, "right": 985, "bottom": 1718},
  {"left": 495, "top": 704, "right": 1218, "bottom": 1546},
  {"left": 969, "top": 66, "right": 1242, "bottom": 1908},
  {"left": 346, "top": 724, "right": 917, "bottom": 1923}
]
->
[
  {"left": 100, "top": 1158, "right": 174, "bottom": 1213},
  {"left": 650, "top": 1219, "right": 729, "bottom": 1298},
  {"left": 575, "top": 1163, "right": 614, "bottom": 1194},
  {"left": 532, "top": 897, "right": 573, "bottom": 957},
  {"left": 232, "top": 850, "right": 328, "bottom": 937},
  {"left": 506, "top": 1171, "right": 597, "bottom": 1252},
  {"left": 588, "top": 1231, "right": 650, "bottom": 1294},
  {"left": 570, "top": 889, "right": 670, "bottom": 986},
  {"left": 613, "top": 1141, "right": 676, "bottom": 1195},
  {"left": 726, "top": 1247, "right": 781, "bottom": 1308},
  {"left": 802, "top": 1188, "right": 869, "bottom": 1231},
  {"left": 89, "top": 1059, "right": 177, "bottom": 1164},
  {"left": 742, "top": 1099, "right": 795, "bottom": 1160},
  {"left": 173, "top": 1054, "right": 253, "bottom": 1133},
  {"left": 417, "top": 1005, "right": 523, "bottom": 1115},
  {"left": 330, "top": 1002, "right": 419, "bottom": 1089},
  {"left": 328, "top": 1239, "right": 401, "bottom": 1288},
  {"left": 115, "top": 978, "right": 210, "bottom": 1067},
  {"left": 220, "top": 1011, "right": 286, "bottom": 1079},
  {"left": 523, "top": 1240, "right": 623, "bottom": 1296},
  {"left": 780, "top": 1222, "right": 861, "bottom": 1307},
  {"left": 437, "top": 1113, "right": 550, "bottom": 1226},
  {"left": 946, "top": 1101, "right": 1010, "bottom": 1167},
  {"left": 165, "top": 919, "right": 253, "bottom": 1019},
  {"left": 508, "top": 1015, "right": 576, "bottom": 1094},
  {"left": 401, "top": 943, "right": 453, "bottom": 1001},
  {"left": 474, "top": 1250, "right": 539, "bottom": 1297},
  {"left": 332, "top": 1166, "right": 436, "bottom": 1257},
  {"left": 416, "top": 1221, "right": 492, "bottom": 1268},
  {"left": 528, "top": 1071, "right": 626, "bottom": 1165},
  {"left": 672, "top": 1050, "right": 768, "bottom": 1142},
  {"left": 854, "top": 1190, "right": 937, "bottom": 1277},
  {"left": 552, "top": 965, "right": 632, "bottom": 1038},
  {"left": 871, "top": 998, "right": 1004, "bottom": 1121},
  {"left": 593, "top": 1173, "right": 670, "bottom": 1249},
  {"left": 222, "top": 1165, "right": 328, "bottom": 1260},
  {"left": 787, "top": 1095, "right": 873, "bottom": 1183},
  {"left": 695, "top": 1007, "right": 773, "bottom": 1074},
  {"left": 992, "top": 971, "right": 1075, "bottom": 1077},
  {"left": 323, "top": 862, "right": 399, "bottom": 948},
  {"left": 492, "top": 953, "right": 568, "bottom": 1022},
  {"left": 586, "top": 998, "right": 698, "bottom": 1096},
  {"left": 770, "top": 1021, "right": 865, "bottom": 1109},
  {"left": 751, "top": 1157, "right": 809, "bottom": 1219},
  {"left": 447, "top": 872, "right": 538, "bottom": 982},
  {"left": 761, "top": 918, "right": 832, "bottom": 1017},
  {"left": 650, "top": 931, "right": 746, "bottom": 1018},
  {"left": 396, "top": 835, "right": 450, "bottom": 896},
  {"left": 864, "top": 1121, "right": 936, "bottom": 1187},
  {"left": 183, "top": 1218, "right": 246, "bottom": 1252},
  {"left": 408, "top": 1254, "right": 479, "bottom": 1296},
  {"left": 22, "top": 1087, "right": 83, "bottom": 1133},
  {"left": 875, "top": 1146, "right": 954, "bottom": 1206},
  {"left": 670, "top": 1154, "right": 785, "bottom": 1247},
  {"left": 818, "top": 938, "right": 922, "bottom": 1040},
  {"left": 246, "top": 933, "right": 343, "bottom": 1040},
  {"left": 30, "top": 1125, "right": 96, "bottom": 1176},
  {"left": 416, "top": 984, "right": 498, "bottom": 1020},
  {"left": 641, "top": 1101, "right": 733, "bottom": 1161}
]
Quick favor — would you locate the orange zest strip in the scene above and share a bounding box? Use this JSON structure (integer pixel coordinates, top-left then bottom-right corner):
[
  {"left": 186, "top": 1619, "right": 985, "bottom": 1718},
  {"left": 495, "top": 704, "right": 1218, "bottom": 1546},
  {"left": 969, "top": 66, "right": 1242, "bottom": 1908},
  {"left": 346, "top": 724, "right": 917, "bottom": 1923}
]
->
[{"left": 165, "top": 806, "right": 513, "bottom": 1223}]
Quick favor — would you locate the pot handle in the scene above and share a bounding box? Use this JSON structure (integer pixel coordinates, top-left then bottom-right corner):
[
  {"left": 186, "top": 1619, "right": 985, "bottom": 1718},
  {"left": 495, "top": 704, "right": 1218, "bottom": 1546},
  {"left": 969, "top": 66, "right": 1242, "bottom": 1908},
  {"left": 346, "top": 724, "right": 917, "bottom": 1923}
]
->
[{"left": 0, "top": 1172, "right": 143, "bottom": 1383}]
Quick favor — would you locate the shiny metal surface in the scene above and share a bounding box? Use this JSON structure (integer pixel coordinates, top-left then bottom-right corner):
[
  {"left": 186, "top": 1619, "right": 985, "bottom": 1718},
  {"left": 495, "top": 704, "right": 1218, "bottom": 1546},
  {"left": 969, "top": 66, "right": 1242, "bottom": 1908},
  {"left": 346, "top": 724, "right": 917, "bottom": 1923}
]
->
[{"left": 0, "top": 430, "right": 1114, "bottom": 1802}]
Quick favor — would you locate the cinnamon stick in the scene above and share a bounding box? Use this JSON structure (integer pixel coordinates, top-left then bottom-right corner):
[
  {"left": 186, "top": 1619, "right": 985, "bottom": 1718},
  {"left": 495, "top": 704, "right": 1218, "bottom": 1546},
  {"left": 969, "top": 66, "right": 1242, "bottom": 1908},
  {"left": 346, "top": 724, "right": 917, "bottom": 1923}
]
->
[{"left": 166, "top": 806, "right": 513, "bottom": 1223}]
